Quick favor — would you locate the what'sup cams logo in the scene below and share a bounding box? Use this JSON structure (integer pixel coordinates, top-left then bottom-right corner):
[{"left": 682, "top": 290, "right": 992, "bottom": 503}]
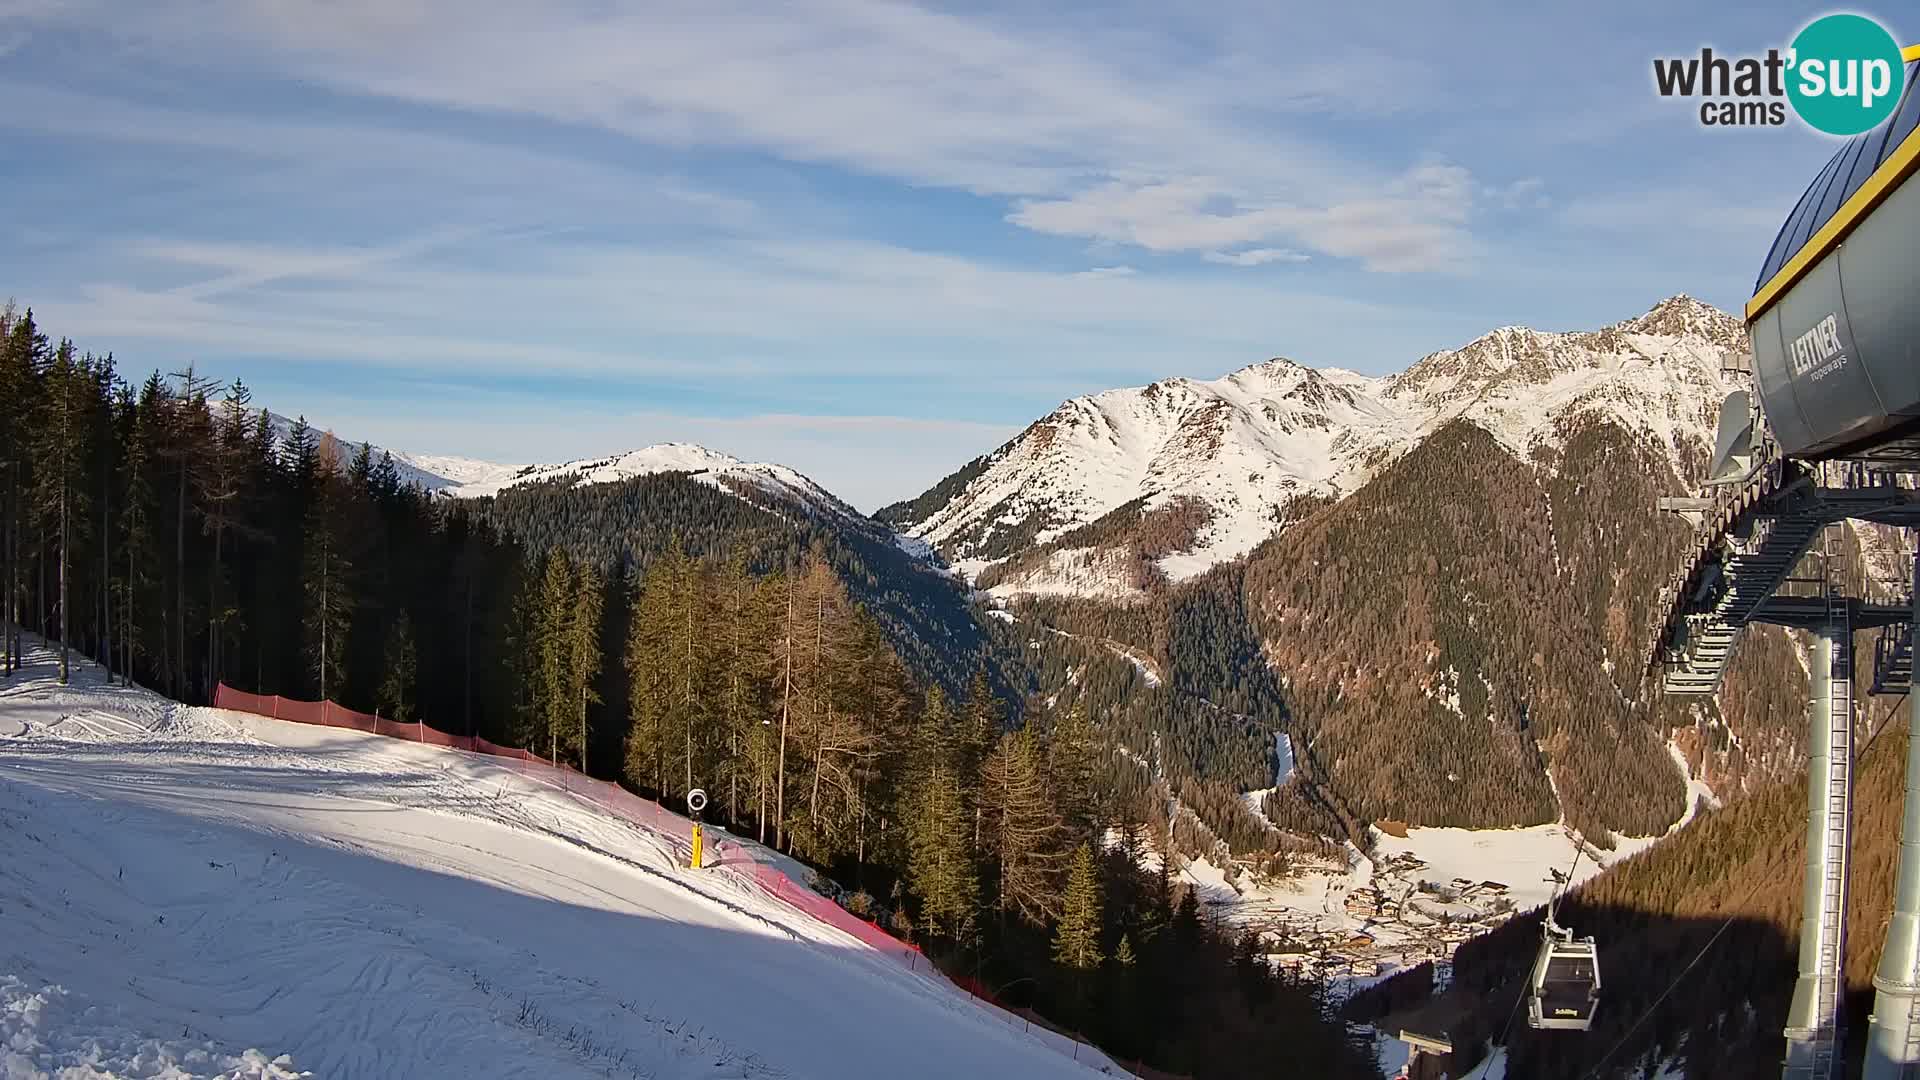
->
[{"left": 1654, "top": 13, "right": 1908, "bottom": 135}]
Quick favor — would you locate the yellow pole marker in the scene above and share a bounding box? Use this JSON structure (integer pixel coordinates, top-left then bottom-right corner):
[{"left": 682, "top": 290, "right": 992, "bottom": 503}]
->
[{"left": 687, "top": 788, "right": 708, "bottom": 870}]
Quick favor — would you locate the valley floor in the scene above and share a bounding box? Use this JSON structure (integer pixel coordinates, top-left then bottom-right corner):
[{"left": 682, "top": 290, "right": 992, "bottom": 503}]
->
[
  {"left": 1176, "top": 744, "right": 1717, "bottom": 993},
  {"left": 0, "top": 646, "right": 1115, "bottom": 1080}
]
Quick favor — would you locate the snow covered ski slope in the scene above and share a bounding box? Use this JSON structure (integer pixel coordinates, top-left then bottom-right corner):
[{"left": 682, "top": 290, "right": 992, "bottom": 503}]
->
[{"left": 0, "top": 648, "right": 1117, "bottom": 1079}]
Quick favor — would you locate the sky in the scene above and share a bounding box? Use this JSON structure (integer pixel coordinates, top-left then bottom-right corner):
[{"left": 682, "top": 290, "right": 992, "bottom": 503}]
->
[{"left": 0, "top": 1, "right": 1893, "bottom": 510}]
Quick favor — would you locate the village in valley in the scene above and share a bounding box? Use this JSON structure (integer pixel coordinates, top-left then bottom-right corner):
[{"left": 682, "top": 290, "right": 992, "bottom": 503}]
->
[{"left": 1161, "top": 819, "right": 1620, "bottom": 990}]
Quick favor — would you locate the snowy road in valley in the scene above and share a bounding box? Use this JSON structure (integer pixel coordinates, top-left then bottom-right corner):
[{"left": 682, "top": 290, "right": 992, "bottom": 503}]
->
[{"left": 0, "top": 649, "right": 1114, "bottom": 1080}]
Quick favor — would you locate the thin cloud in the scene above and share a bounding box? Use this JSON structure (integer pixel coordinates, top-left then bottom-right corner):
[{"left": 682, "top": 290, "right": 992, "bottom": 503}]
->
[
  {"left": 1203, "top": 248, "right": 1309, "bottom": 267},
  {"left": 1012, "top": 164, "right": 1475, "bottom": 273},
  {"left": 7, "top": 1, "right": 1479, "bottom": 269}
]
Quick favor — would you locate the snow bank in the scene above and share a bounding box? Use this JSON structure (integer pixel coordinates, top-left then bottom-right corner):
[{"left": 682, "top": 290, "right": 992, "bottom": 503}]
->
[{"left": 0, "top": 976, "right": 307, "bottom": 1079}]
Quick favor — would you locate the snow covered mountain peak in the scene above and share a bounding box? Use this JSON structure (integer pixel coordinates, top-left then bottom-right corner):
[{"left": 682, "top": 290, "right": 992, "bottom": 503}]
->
[
  {"left": 256, "top": 412, "right": 851, "bottom": 521},
  {"left": 892, "top": 295, "right": 1744, "bottom": 599},
  {"left": 1617, "top": 292, "right": 1746, "bottom": 348},
  {"left": 444, "top": 442, "right": 856, "bottom": 519}
]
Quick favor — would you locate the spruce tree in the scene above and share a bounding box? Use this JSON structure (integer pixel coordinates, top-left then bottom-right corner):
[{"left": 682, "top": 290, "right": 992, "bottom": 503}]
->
[
  {"left": 0, "top": 308, "right": 50, "bottom": 675},
  {"left": 907, "top": 757, "right": 977, "bottom": 942},
  {"left": 118, "top": 380, "right": 166, "bottom": 688},
  {"left": 1053, "top": 843, "right": 1105, "bottom": 970},
  {"left": 1049, "top": 702, "right": 1102, "bottom": 844},
  {"left": 31, "top": 342, "right": 92, "bottom": 683},
  {"left": 301, "top": 438, "right": 354, "bottom": 701},
  {"left": 625, "top": 555, "right": 675, "bottom": 793},
  {"left": 907, "top": 689, "right": 978, "bottom": 941},
  {"left": 533, "top": 549, "right": 574, "bottom": 761},
  {"left": 378, "top": 609, "right": 417, "bottom": 723},
  {"left": 565, "top": 560, "right": 604, "bottom": 772}
]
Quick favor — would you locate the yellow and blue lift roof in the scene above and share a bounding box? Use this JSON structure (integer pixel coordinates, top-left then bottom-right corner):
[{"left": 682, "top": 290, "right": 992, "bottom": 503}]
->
[{"left": 1749, "top": 45, "right": 1920, "bottom": 322}]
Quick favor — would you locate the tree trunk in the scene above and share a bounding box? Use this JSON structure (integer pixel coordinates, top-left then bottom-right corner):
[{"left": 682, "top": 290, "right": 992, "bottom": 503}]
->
[
  {"left": 319, "top": 555, "right": 328, "bottom": 701},
  {"left": 464, "top": 572, "right": 473, "bottom": 736},
  {"left": 125, "top": 540, "right": 134, "bottom": 688},
  {"left": 776, "top": 592, "right": 793, "bottom": 851},
  {"left": 2, "top": 464, "right": 12, "bottom": 675},
  {"left": 175, "top": 456, "right": 186, "bottom": 699},
  {"left": 208, "top": 522, "right": 220, "bottom": 693},
  {"left": 58, "top": 473, "right": 68, "bottom": 685},
  {"left": 101, "top": 475, "right": 110, "bottom": 681}
]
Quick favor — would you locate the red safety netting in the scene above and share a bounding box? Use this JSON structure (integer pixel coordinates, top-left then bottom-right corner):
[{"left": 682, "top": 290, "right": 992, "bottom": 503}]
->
[{"left": 211, "top": 683, "right": 1130, "bottom": 1075}]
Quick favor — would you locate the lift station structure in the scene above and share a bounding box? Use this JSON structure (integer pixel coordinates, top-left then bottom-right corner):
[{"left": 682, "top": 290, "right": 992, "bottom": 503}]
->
[{"left": 1652, "top": 45, "right": 1920, "bottom": 1080}]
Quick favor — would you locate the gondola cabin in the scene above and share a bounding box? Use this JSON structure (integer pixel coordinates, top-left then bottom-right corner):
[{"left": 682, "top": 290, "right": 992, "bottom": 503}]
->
[{"left": 1527, "top": 937, "right": 1601, "bottom": 1032}]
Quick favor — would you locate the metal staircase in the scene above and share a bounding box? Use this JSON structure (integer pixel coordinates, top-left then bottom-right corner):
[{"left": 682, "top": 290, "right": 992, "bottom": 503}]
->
[
  {"left": 1662, "top": 486, "right": 1829, "bottom": 695},
  {"left": 1875, "top": 623, "right": 1913, "bottom": 695},
  {"left": 1657, "top": 463, "right": 1920, "bottom": 695}
]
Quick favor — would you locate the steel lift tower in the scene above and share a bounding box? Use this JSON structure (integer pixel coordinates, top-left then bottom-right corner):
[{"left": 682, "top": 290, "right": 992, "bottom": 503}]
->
[{"left": 1653, "top": 50, "right": 1920, "bottom": 1080}]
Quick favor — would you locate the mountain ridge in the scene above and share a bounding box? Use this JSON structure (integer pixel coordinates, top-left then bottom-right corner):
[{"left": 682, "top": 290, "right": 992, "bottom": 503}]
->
[{"left": 884, "top": 294, "right": 1745, "bottom": 601}]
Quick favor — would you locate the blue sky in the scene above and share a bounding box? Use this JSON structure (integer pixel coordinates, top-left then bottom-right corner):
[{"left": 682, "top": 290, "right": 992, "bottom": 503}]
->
[{"left": 0, "top": 1, "right": 1893, "bottom": 509}]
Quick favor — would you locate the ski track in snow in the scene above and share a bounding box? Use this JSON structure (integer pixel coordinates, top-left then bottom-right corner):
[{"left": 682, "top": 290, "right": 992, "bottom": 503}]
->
[{"left": 0, "top": 649, "right": 1115, "bottom": 1080}]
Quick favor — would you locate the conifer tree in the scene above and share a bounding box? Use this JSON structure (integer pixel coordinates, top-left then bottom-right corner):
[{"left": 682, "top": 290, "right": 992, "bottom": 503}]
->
[
  {"left": 32, "top": 342, "right": 92, "bottom": 683},
  {"left": 960, "top": 668, "right": 999, "bottom": 847},
  {"left": 907, "top": 688, "right": 978, "bottom": 941},
  {"left": 1054, "top": 843, "right": 1105, "bottom": 970},
  {"left": 981, "top": 724, "right": 1066, "bottom": 924},
  {"left": 301, "top": 437, "right": 354, "bottom": 700},
  {"left": 201, "top": 381, "right": 258, "bottom": 689},
  {"left": 163, "top": 364, "right": 218, "bottom": 698},
  {"left": 532, "top": 549, "right": 574, "bottom": 761},
  {"left": 1049, "top": 702, "right": 1103, "bottom": 844},
  {"left": 908, "top": 754, "right": 978, "bottom": 942},
  {"left": 0, "top": 307, "right": 49, "bottom": 675},
  {"left": 117, "top": 382, "right": 156, "bottom": 687},
  {"left": 625, "top": 554, "right": 675, "bottom": 793},
  {"left": 715, "top": 553, "right": 772, "bottom": 825},
  {"left": 565, "top": 560, "right": 604, "bottom": 772},
  {"left": 378, "top": 609, "right": 417, "bottom": 723}
]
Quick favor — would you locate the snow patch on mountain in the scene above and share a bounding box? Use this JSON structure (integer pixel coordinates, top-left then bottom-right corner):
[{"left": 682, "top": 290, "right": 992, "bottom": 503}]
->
[
  {"left": 897, "top": 296, "right": 1741, "bottom": 598},
  {"left": 981, "top": 546, "right": 1147, "bottom": 603}
]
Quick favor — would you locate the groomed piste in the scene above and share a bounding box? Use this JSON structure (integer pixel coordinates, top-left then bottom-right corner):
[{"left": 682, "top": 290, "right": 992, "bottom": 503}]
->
[{"left": 0, "top": 644, "right": 1122, "bottom": 1079}]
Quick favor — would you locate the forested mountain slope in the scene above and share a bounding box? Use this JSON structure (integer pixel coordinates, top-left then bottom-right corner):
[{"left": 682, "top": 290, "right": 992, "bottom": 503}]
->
[
  {"left": 1241, "top": 416, "right": 1810, "bottom": 838},
  {"left": 470, "top": 472, "right": 990, "bottom": 695},
  {"left": 1359, "top": 681, "right": 1914, "bottom": 1079}
]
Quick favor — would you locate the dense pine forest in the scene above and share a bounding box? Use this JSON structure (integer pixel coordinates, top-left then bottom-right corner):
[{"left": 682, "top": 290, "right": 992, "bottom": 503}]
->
[{"left": 0, "top": 304, "right": 1378, "bottom": 1079}]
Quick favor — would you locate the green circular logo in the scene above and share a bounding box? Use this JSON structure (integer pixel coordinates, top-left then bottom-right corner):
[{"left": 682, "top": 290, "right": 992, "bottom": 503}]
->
[{"left": 1787, "top": 14, "right": 1906, "bottom": 136}]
